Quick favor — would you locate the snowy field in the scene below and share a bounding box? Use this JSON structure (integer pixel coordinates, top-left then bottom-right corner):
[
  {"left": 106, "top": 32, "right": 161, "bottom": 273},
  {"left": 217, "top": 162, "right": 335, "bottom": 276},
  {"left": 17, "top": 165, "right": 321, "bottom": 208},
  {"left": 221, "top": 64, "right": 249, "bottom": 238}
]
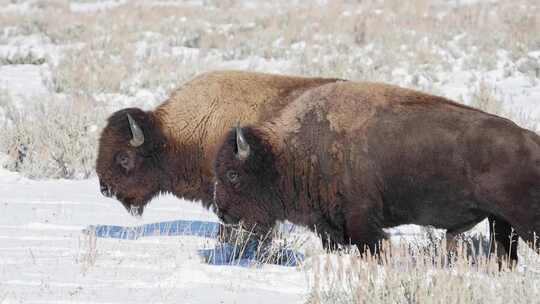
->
[
  {"left": 0, "top": 169, "right": 309, "bottom": 303},
  {"left": 0, "top": 0, "right": 540, "bottom": 303}
]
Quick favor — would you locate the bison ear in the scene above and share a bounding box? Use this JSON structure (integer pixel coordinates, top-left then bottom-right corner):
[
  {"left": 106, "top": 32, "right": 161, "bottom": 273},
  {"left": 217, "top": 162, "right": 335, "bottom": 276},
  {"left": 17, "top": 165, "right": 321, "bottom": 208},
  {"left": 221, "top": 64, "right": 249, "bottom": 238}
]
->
[
  {"left": 235, "top": 123, "right": 250, "bottom": 161},
  {"left": 127, "top": 113, "right": 145, "bottom": 147}
]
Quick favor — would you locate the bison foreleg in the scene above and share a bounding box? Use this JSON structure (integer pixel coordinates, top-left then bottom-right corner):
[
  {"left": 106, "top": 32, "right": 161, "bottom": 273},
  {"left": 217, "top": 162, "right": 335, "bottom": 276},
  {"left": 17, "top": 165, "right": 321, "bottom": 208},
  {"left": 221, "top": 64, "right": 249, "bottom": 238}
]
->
[
  {"left": 316, "top": 224, "right": 345, "bottom": 252},
  {"left": 344, "top": 211, "right": 387, "bottom": 256},
  {"left": 488, "top": 215, "right": 519, "bottom": 268}
]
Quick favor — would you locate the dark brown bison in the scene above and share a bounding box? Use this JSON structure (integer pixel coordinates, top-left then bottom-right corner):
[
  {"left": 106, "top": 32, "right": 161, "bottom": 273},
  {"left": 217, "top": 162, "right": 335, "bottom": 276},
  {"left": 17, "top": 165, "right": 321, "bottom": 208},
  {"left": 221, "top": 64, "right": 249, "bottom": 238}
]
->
[
  {"left": 213, "top": 81, "right": 540, "bottom": 262},
  {"left": 96, "top": 71, "right": 341, "bottom": 216}
]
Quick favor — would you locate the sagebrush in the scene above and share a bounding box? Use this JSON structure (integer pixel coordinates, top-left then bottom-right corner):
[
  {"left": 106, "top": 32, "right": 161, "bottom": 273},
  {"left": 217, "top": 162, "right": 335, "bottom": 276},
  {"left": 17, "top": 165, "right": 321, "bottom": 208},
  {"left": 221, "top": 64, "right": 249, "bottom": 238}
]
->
[{"left": 0, "top": 0, "right": 538, "bottom": 177}]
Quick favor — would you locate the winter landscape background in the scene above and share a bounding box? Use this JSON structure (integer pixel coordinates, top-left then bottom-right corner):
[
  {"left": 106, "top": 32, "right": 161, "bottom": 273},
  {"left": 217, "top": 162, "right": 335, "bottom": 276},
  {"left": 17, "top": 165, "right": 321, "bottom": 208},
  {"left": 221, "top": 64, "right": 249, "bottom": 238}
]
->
[{"left": 0, "top": 0, "right": 540, "bottom": 303}]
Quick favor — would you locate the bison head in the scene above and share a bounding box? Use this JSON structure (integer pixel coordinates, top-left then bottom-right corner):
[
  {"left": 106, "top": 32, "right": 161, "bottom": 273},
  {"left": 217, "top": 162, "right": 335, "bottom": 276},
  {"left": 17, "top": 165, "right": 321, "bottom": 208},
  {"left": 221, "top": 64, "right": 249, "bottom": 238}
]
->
[
  {"left": 96, "top": 108, "right": 165, "bottom": 217},
  {"left": 213, "top": 124, "right": 282, "bottom": 235}
]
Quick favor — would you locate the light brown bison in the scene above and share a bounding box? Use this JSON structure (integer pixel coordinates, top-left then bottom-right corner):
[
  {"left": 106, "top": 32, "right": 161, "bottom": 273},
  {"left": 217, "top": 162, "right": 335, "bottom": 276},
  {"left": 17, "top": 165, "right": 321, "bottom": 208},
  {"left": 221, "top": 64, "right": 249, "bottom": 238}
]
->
[
  {"left": 213, "top": 81, "right": 540, "bottom": 262},
  {"left": 96, "top": 71, "right": 341, "bottom": 216}
]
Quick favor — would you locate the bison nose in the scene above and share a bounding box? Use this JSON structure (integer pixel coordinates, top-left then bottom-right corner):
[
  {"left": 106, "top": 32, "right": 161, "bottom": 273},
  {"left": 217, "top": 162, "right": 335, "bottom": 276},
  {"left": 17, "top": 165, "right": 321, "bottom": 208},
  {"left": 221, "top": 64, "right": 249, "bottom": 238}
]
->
[{"left": 99, "top": 180, "right": 113, "bottom": 197}]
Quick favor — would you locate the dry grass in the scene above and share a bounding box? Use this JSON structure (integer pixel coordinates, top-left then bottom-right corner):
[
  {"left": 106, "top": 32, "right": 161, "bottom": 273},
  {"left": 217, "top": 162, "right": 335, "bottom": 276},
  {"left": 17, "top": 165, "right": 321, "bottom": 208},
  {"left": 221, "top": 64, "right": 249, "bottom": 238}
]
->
[
  {"left": 470, "top": 80, "right": 506, "bottom": 116},
  {"left": 202, "top": 222, "right": 306, "bottom": 266},
  {"left": 469, "top": 80, "right": 540, "bottom": 132},
  {"left": 0, "top": 92, "right": 106, "bottom": 178},
  {"left": 3, "top": 0, "right": 539, "bottom": 89},
  {"left": 305, "top": 238, "right": 540, "bottom": 304},
  {"left": 77, "top": 231, "right": 98, "bottom": 274}
]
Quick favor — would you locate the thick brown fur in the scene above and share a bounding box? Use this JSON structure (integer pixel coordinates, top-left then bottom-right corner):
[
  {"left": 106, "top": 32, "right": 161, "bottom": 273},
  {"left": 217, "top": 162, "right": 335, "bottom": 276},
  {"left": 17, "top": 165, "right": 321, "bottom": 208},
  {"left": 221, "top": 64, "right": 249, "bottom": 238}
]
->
[
  {"left": 213, "top": 81, "right": 540, "bottom": 260},
  {"left": 96, "top": 71, "right": 341, "bottom": 215}
]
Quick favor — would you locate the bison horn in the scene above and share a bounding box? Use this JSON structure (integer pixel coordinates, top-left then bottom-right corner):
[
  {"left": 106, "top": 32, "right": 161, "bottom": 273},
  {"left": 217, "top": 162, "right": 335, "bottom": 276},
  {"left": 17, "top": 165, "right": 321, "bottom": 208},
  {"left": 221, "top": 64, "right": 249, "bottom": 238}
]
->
[
  {"left": 236, "top": 123, "right": 250, "bottom": 160},
  {"left": 127, "top": 113, "right": 145, "bottom": 147}
]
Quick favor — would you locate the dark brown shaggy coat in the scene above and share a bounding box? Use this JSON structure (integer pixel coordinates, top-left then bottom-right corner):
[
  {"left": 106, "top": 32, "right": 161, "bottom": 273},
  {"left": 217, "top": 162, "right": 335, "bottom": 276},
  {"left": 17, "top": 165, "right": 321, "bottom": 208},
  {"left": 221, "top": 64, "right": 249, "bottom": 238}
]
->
[
  {"left": 96, "top": 71, "right": 341, "bottom": 215},
  {"left": 213, "top": 81, "right": 540, "bottom": 260}
]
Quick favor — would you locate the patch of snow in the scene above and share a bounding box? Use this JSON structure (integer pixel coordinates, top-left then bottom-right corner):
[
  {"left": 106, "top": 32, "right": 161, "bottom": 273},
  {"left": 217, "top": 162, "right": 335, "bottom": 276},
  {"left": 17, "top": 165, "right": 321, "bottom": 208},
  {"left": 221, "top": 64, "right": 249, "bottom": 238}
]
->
[
  {"left": 447, "top": 0, "right": 500, "bottom": 7},
  {"left": 0, "top": 169, "right": 309, "bottom": 303},
  {"left": 69, "top": 0, "right": 128, "bottom": 13},
  {"left": 0, "top": 64, "right": 51, "bottom": 104},
  {"left": 0, "top": 34, "right": 49, "bottom": 61},
  {"left": 291, "top": 41, "right": 306, "bottom": 51},
  {"left": 0, "top": 34, "right": 74, "bottom": 67},
  {"left": 93, "top": 91, "right": 162, "bottom": 111},
  {"left": 171, "top": 46, "right": 200, "bottom": 60},
  {"left": 0, "top": 1, "right": 33, "bottom": 14},
  {"left": 139, "top": 0, "right": 205, "bottom": 7},
  {"left": 218, "top": 57, "right": 292, "bottom": 74}
]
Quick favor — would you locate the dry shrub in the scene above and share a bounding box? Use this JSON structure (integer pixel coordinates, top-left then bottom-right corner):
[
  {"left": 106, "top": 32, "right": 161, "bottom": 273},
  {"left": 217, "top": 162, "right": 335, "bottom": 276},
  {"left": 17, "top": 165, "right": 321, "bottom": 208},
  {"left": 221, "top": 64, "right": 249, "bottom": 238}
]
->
[
  {"left": 78, "top": 231, "right": 98, "bottom": 275},
  {"left": 306, "top": 238, "right": 540, "bottom": 304},
  {"left": 53, "top": 40, "right": 134, "bottom": 94},
  {"left": 0, "top": 93, "right": 106, "bottom": 179},
  {"left": 203, "top": 222, "right": 306, "bottom": 267},
  {"left": 469, "top": 81, "right": 540, "bottom": 133},
  {"left": 3, "top": 0, "right": 539, "bottom": 86},
  {"left": 469, "top": 80, "right": 506, "bottom": 116}
]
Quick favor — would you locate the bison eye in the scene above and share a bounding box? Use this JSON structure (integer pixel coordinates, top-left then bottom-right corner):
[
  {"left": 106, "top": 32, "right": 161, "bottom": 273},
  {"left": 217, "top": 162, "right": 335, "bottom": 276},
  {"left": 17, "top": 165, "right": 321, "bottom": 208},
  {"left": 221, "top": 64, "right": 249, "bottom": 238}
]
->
[{"left": 226, "top": 170, "right": 239, "bottom": 183}]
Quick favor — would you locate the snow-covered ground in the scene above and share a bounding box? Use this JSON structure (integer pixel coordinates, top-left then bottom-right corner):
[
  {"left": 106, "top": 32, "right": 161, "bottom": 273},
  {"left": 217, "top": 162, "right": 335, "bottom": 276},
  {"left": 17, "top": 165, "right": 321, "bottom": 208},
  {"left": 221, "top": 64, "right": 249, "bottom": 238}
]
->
[{"left": 0, "top": 169, "right": 308, "bottom": 303}]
